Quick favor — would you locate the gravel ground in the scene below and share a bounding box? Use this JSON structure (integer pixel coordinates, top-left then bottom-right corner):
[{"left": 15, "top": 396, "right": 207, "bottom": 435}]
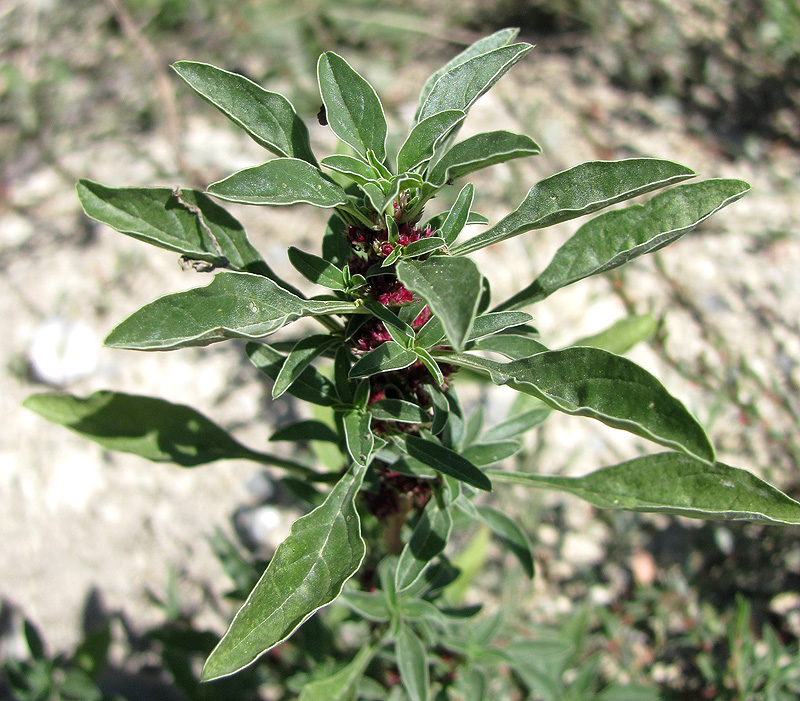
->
[{"left": 1, "top": 18, "right": 799, "bottom": 656}]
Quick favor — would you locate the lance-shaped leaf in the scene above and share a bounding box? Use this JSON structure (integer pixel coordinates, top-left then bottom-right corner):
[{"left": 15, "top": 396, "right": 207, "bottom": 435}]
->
[
  {"left": 349, "top": 342, "right": 418, "bottom": 378},
  {"left": 395, "top": 624, "right": 430, "bottom": 701},
  {"left": 341, "top": 408, "right": 376, "bottom": 468},
  {"left": 172, "top": 61, "right": 316, "bottom": 164},
  {"left": 402, "top": 237, "right": 447, "bottom": 259},
  {"left": 398, "top": 434, "right": 491, "bottom": 492},
  {"left": 469, "top": 334, "right": 548, "bottom": 360},
  {"left": 246, "top": 343, "right": 339, "bottom": 407},
  {"left": 202, "top": 462, "right": 368, "bottom": 680},
  {"left": 415, "top": 28, "right": 520, "bottom": 121},
  {"left": 298, "top": 638, "right": 381, "bottom": 701},
  {"left": 572, "top": 314, "right": 657, "bottom": 356},
  {"left": 369, "top": 399, "right": 429, "bottom": 424},
  {"left": 106, "top": 272, "right": 357, "bottom": 351},
  {"left": 436, "top": 348, "right": 715, "bottom": 464},
  {"left": 397, "top": 110, "right": 466, "bottom": 173},
  {"left": 339, "top": 590, "right": 391, "bottom": 622},
  {"left": 288, "top": 246, "right": 347, "bottom": 290},
  {"left": 317, "top": 52, "right": 387, "bottom": 161},
  {"left": 500, "top": 179, "right": 751, "bottom": 308},
  {"left": 462, "top": 441, "right": 521, "bottom": 466},
  {"left": 487, "top": 452, "right": 800, "bottom": 525},
  {"left": 427, "top": 131, "right": 540, "bottom": 187},
  {"left": 272, "top": 335, "right": 337, "bottom": 399},
  {"left": 438, "top": 183, "right": 474, "bottom": 247},
  {"left": 397, "top": 256, "right": 482, "bottom": 351},
  {"left": 451, "top": 159, "right": 696, "bottom": 256},
  {"left": 418, "top": 43, "right": 533, "bottom": 123},
  {"left": 207, "top": 158, "right": 348, "bottom": 208},
  {"left": 23, "top": 391, "right": 312, "bottom": 474},
  {"left": 76, "top": 181, "right": 273, "bottom": 277},
  {"left": 396, "top": 494, "right": 453, "bottom": 591},
  {"left": 320, "top": 155, "right": 382, "bottom": 186},
  {"left": 468, "top": 311, "right": 533, "bottom": 340},
  {"left": 481, "top": 406, "right": 550, "bottom": 442}
]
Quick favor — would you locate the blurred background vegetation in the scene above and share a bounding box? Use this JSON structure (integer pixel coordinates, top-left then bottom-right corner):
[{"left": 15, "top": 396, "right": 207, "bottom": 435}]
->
[{"left": 2, "top": 1, "right": 800, "bottom": 699}]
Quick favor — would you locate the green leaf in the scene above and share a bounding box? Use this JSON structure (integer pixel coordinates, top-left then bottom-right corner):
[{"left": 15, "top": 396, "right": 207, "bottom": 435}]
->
[
  {"left": 317, "top": 52, "right": 387, "bottom": 161},
  {"left": 402, "top": 237, "right": 447, "bottom": 259},
  {"left": 76, "top": 181, "right": 271, "bottom": 276},
  {"left": 462, "top": 441, "right": 521, "bottom": 466},
  {"left": 421, "top": 384, "right": 448, "bottom": 435},
  {"left": 438, "top": 183, "right": 474, "bottom": 247},
  {"left": 451, "top": 159, "right": 696, "bottom": 256},
  {"left": 487, "top": 452, "right": 800, "bottom": 525},
  {"left": 298, "top": 640, "right": 380, "bottom": 701},
  {"left": 288, "top": 246, "right": 347, "bottom": 290},
  {"left": 399, "top": 434, "right": 491, "bottom": 492},
  {"left": 339, "top": 591, "right": 391, "bottom": 622},
  {"left": 334, "top": 346, "right": 355, "bottom": 404},
  {"left": 172, "top": 61, "right": 316, "bottom": 164},
  {"left": 415, "top": 28, "right": 520, "bottom": 121},
  {"left": 474, "top": 505, "right": 534, "bottom": 578},
  {"left": 396, "top": 495, "right": 453, "bottom": 591},
  {"left": 417, "top": 43, "right": 533, "bottom": 123},
  {"left": 369, "top": 399, "right": 429, "bottom": 424},
  {"left": 341, "top": 408, "right": 376, "bottom": 468},
  {"left": 270, "top": 420, "right": 339, "bottom": 444},
  {"left": 247, "top": 343, "right": 339, "bottom": 407},
  {"left": 427, "top": 131, "right": 540, "bottom": 186},
  {"left": 397, "top": 110, "right": 466, "bottom": 173},
  {"left": 414, "top": 317, "right": 445, "bottom": 350},
  {"left": 572, "top": 314, "right": 657, "bottom": 355},
  {"left": 321, "top": 212, "right": 351, "bottom": 268},
  {"left": 396, "top": 256, "right": 482, "bottom": 351},
  {"left": 202, "top": 462, "right": 368, "bottom": 680},
  {"left": 501, "top": 179, "right": 751, "bottom": 307},
  {"left": 395, "top": 624, "right": 430, "bottom": 701},
  {"left": 469, "top": 333, "right": 548, "bottom": 360},
  {"left": 468, "top": 311, "right": 533, "bottom": 340},
  {"left": 437, "top": 348, "right": 715, "bottom": 463},
  {"left": 363, "top": 300, "right": 416, "bottom": 348},
  {"left": 349, "top": 342, "right": 418, "bottom": 378},
  {"left": 207, "top": 158, "right": 348, "bottom": 207},
  {"left": 106, "top": 272, "right": 357, "bottom": 351},
  {"left": 23, "top": 391, "right": 311, "bottom": 473},
  {"left": 481, "top": 407, "right": 550, "bottom": 442},
  {"left": 320, "top": 154, "right": 381, "bottom": 185},
  {"left": 272, "top": 335, "right": 337, "bottom": 399},
  {"left": 414, "top": 347, "right": 445, "bottom": 387}
]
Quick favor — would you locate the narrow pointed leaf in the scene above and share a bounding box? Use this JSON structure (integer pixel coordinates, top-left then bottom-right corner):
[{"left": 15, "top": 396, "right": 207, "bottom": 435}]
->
[
  {"left": 572, "top": 313, "right": 657, "bottom": 356},
  {"left": 462, "top": 441, "right": 521, "bottom": 466},
  {"left": 427, "top": 131, "right": 540, "bottom": 186},
  {"left": 402, "top": 237, "right": 446, "bottom": 259},
  {"left": 399, "top": 434, "right": 491, "bottom": 491},
  {"left": 76, "top": 181, "right": 272, "bottom": 276},
  {"left": 349, "top": 342, "right": 418, "bottom": 378},
  {"left": 172, "top": 61, "right": 316, "bottom": 164},
  {"left": 363, "top": 300, "right": 416, "bottom": 348},
  {"left": 339, "top": 591, "right": 391, "bottom": 622},
  {"left": 468, "top": 311, "right": 533, "bottom": 340},
  {"left": 105, "top": 272, "right": 357, "bottom": 351},
  {"left": 288, "top": 247, "right": 347, "bottom": 289},
  {"left": 452, "top": 159, "right": 696, "bottom": 256},
  {"left": 397, "top": 110, "right": 466, "bottom": 173},
  {"left": 481, "top": 407, "right": 550, "bottom": 442},
  {"left": 487, "top": 452, "right": 800, "bottom": 525},
  {"left": 318, "top": 52, "right": 387, "bottom": 161},
  {"left": 322, "top": 212, "right": 351, "bottom": 268},
  {"left": 23, "top": 391, "right": 310, "bottom": 473},
  {"left": 246, "top": 343, "right": 339, "bottom": 407},
  {"left": 396, "top": 496, "right": 453, "bottom": 591},
  {"left": 415, "top": 347, "right": 445, "bottom": 386},
  {"left": 272, "top": 335, "right": 337, "bottom": 399},
  {"left": 395, "top": 624, "right": 430, "bottom": 701},
  {"left": 369, "top": 399, "right": 429, "bottom": 424},
  {"left": 415, "top": 316, "right": 445, "bottom": 349},
  {"left": 397, "top": 256, "right": 482, "bottom": 351},
  {"left": 207, "top": 158, "right": 348, "bottom": 207},
  {"left": 415, "top": 28, "right": 520, "bottom": 121},
  {"left": 298, "top": 639, "right": 380, "bottom": 701},
  {"left": 439, "top": 183, "right": 474, "bottom": 246},
  {"left": 502, "top": 179, "right": 751, "bottom": 307},
  {"left": 341, "top": 408, "right": 376, "bottom": 468},
  {"left": 437, "top": 348, "right": 715, "bottom": 463},
  {"left": 270, "top": 420, "right": 339, "bottom": 444},
  {"left": 418, "top": 43, "right": 533, "bottom": 123},
  {"left": 321, "top": 154, "right": 382, "bottom": 186},
  {"left": 470, "top": 333, "right": 548, "bottom": 359},
  {"left": 202, "top": 462, "right": 368, "bottom": 680},
  {"left": 472, "top": 504, "right": 534, "bottom": 578}
]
